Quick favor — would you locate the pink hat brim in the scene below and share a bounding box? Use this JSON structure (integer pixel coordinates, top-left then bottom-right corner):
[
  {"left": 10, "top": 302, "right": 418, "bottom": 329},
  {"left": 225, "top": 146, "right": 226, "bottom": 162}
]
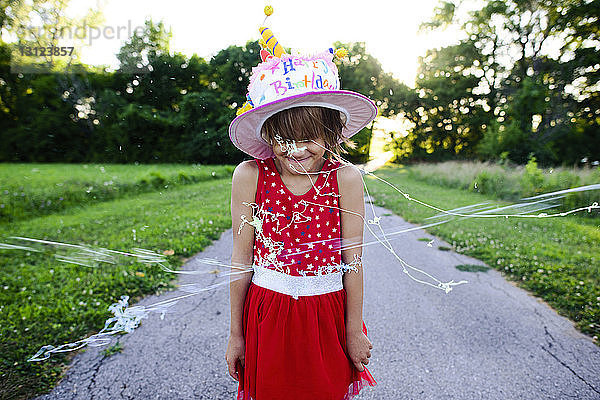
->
[{"left": 228, "top": 90, "right": 378, "bottom": 159}]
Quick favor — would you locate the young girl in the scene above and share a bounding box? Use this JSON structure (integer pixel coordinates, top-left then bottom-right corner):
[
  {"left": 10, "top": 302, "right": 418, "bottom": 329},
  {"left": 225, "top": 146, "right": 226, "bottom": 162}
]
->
[
  {"left": 227, "top": 105, "right": 376, "bottom": 400},
  {"left": 225, "top": 12, "right": 378, "bottom": 398}
]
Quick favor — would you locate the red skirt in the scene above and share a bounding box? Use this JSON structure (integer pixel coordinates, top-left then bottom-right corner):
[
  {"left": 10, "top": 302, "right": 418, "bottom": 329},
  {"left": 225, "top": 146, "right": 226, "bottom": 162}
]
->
[{"left": 237, "top": 282, "right": 376, "bottom": 400}]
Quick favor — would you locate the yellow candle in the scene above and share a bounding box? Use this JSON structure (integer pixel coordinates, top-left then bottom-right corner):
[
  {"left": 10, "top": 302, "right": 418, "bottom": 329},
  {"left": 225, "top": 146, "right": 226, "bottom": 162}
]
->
[{"left": 259, "top": 26, "right": 285, "bottom": 58}]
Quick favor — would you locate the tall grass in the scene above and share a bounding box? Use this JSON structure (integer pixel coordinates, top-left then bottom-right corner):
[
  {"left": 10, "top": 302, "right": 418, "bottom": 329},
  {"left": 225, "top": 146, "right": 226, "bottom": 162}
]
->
[{"left": 406, "top": 158, "right": 600, "bottom": 214}]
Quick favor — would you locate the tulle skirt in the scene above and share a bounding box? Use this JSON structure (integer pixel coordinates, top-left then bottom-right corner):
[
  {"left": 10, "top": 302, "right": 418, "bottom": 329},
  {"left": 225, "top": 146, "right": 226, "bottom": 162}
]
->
[{"left": 237, "top": 282, "right": 376, "bottom": 400}]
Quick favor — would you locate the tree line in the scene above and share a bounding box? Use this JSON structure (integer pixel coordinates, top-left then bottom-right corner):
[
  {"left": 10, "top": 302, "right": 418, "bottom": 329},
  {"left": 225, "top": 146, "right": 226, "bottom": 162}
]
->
[
  {"left": 0, "top": 16, "right": 393, "bottom": 164},
  {"left": 0, "top": 0, "right": 598, "bottom": 167}
]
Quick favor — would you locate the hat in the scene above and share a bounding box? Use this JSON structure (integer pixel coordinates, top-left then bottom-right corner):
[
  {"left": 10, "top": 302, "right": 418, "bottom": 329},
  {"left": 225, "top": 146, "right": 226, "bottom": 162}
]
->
[{"left": 228, "top": 6, "right": 378, "bottom": 160}]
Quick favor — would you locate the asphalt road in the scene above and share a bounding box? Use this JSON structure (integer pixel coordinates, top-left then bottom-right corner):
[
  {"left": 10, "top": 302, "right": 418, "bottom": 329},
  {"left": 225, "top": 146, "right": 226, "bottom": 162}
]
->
[{"left": 36, "top": 201, "right": 600, "bottom": 400}]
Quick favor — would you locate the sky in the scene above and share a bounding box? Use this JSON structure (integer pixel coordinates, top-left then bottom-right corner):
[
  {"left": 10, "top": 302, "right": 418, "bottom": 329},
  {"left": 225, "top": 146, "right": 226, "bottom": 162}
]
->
[{"left": 63, "top": 0, "right": 466, "bottom": 88}]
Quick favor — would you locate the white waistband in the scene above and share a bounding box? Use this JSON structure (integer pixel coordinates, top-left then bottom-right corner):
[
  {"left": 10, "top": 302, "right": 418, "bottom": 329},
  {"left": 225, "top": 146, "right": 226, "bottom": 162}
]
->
[{"left": 251, "top": 265, "right": 343, "bottom": 300}]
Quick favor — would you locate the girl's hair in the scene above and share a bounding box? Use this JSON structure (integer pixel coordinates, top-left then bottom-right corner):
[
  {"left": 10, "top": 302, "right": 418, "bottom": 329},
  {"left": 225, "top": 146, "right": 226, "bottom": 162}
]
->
[{"left": 261, "top": 106, "right": 356, "bottom": 162}]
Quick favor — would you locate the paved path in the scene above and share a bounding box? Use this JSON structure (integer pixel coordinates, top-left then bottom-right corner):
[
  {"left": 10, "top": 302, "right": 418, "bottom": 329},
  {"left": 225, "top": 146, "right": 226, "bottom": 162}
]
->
[{"left": 37, "top": 201, "right": 600, "bottom": 399}]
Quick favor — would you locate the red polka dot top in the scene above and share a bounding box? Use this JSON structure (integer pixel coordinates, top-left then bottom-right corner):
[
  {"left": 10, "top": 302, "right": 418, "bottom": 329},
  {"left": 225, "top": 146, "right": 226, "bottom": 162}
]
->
[{"left": 252, "top": 156, "right": 343, "bottom": 277}]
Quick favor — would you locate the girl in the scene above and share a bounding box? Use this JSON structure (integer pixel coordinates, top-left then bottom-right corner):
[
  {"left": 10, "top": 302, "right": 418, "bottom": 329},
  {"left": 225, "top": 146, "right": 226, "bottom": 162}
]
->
[
  {"left": 227, "top": 105, "right": 377, "bottom": 399},
  {"left": 225, "top": 15, "right": 378, "bottom": 398}
]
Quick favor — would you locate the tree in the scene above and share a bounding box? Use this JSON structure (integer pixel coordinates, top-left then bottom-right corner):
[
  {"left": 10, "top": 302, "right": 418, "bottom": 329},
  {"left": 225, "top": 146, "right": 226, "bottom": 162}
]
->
[
  {"left": 175, "top": 90, "right": 239, "bottom": 163},
  {"left": 334, "top": 41, "right": 406, "bottom": 162},
  {"left": 394, "top": 40, "right": 489, "bottom": 161},
  {"left": 396, "top": 0, "right": 600, "bottom": 165},
  {"left": 3, "top": 0, "right": 104, "bottom": 72},
  {"left": 549, "top": 0, "right": 600, "bottom": 164},
  {"left": 209, "top": 41, "right": 261, "bottom": 109},
  {"left": 117, "top": 19, "right": 171, "bottom": 74}
]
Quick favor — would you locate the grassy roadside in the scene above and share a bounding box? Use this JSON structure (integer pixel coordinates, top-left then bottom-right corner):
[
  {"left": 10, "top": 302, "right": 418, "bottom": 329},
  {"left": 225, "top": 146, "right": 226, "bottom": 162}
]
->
[
  {"left": 404, "top": 158, "right": 600, "bottom": 214},
  {"left": 0, "top": 178, "right": 232, "bottom": 399},
  {"left": 0, "top": 163, "right": 234, "bottom": 222},
  {"left": 367, "top": 164, "right": 600, "bottom": 343}
]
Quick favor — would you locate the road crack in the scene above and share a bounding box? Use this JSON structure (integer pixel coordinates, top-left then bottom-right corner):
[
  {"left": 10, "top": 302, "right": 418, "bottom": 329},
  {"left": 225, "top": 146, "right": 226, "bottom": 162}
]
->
[
  {"left": 541, "top": 345, "right": 600, "bottom": 396},
  {"left": 87, "top": 353, "right": 108, "bottom": 400}
]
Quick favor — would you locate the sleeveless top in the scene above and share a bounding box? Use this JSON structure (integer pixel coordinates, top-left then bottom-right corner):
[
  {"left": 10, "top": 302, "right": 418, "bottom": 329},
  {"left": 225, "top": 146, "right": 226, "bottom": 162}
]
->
[{"left": 251, "top": 157, "right": 344, "bottom": 296}]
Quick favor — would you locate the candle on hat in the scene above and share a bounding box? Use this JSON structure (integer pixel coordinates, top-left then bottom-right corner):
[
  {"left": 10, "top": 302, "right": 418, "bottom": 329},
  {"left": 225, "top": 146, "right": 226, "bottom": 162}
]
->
[
  {"left": 259, "top": 26, "right": 285, "bottom": 58},
  {"left": 259, "top": 5, "right": 285, "bottom": 58}
]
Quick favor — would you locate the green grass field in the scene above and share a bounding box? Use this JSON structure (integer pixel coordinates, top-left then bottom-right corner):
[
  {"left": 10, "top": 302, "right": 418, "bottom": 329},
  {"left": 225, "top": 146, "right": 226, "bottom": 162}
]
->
[
  {"left": 0, "top": 163, "right": 234, "bottom": 222},
  {"left": 403, "top": 158, "right": 600, "bottom": 212},
  {"left": 366, "top": 164, "right": 599, "bottom": 342},
  {"left": 0, "top": 164, "right": 234, "bottom": 399}
]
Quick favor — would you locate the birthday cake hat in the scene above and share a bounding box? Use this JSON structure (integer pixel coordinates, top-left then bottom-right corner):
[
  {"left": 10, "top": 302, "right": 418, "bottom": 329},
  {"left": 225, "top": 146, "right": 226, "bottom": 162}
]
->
[{"left": 228, "top": 5, "right": 378, "bottom": 159}]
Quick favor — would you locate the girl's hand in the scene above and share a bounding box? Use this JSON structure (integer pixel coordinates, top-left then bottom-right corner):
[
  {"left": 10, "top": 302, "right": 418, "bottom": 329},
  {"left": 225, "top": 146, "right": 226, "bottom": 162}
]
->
[
  {"left": 346, "top": 330, "right": 373, "bottom": 372},
  {"left": 225, "top": 333, "right": 245, "bottom": 381}
]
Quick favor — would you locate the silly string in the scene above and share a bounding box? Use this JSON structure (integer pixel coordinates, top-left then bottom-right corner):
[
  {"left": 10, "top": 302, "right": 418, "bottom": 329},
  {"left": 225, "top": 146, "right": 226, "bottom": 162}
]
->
[{"left": 0, "top": 137, "right": 597, "bottom": 361}]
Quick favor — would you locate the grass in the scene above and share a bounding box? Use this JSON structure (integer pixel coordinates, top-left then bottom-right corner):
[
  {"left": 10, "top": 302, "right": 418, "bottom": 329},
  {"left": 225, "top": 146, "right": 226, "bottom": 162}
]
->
[
  {"left": 0, "top": 163, "right": 234, "bottom": 222},
  {"left": 406, "top": 159, "right": 600, "bottom": 213},
  {"left": 0, "top": 171, "right": 233, "bottom": 399},
  {"left": 367, "top": 163, "right": 600, "bottom": 343},
  {"left": 102, "top": 341, "right": 124, "bottom": 357}
]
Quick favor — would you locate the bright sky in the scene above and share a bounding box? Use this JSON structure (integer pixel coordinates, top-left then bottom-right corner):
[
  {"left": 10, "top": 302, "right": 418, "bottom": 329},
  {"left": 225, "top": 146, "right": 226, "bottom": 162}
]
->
[{"left": 66, "top": 0, "right": 465, "bottom": 88}]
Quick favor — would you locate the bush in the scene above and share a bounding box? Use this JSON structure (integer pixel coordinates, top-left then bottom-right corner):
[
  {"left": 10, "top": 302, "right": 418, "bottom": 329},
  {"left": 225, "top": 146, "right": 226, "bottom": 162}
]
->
[{"left": 520, "top": 155, "right": 545, "bottom": 196}]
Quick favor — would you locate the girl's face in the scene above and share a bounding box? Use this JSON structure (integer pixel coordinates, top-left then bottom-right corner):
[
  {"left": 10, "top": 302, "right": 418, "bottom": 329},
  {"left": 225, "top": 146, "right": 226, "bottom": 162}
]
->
[{"left": 272, "top": 137, "right": 327, "bottom": 176}]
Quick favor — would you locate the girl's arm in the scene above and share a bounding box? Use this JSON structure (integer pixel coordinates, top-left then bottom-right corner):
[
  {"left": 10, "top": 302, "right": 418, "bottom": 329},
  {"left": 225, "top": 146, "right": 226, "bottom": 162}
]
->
[
  {"left": 229, "top": 160, "right": 258, "bottom": 336},
  {"left": 338, "top": 164, "right": 366, "bottom": 335},
  {"left": 226, "top": 161, "right": 258, "bottom": 380},
  {"left": 338, "top": 164, "right": 372, "bottom": 371}
]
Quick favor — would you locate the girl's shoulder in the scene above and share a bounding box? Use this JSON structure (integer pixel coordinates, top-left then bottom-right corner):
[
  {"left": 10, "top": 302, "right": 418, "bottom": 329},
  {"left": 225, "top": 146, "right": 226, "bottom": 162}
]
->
[
  {"left": 234, "top": 159, "right": 260, "bottom": 175},
  {"left": 335, "top": 161, "right": 362, "bottom": 189},
  {"left": 232, "top": 159, "right": 260, "bottom": 194},
  {"left": 335, "top": 162, "right": 364, "bottom": 210}
]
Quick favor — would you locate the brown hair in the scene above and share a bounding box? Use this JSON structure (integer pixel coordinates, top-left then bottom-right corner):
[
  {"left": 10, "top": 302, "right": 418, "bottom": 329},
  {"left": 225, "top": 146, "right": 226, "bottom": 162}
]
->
[{"left": 260, "top": 106, "right": 356, "bottom": 162}]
